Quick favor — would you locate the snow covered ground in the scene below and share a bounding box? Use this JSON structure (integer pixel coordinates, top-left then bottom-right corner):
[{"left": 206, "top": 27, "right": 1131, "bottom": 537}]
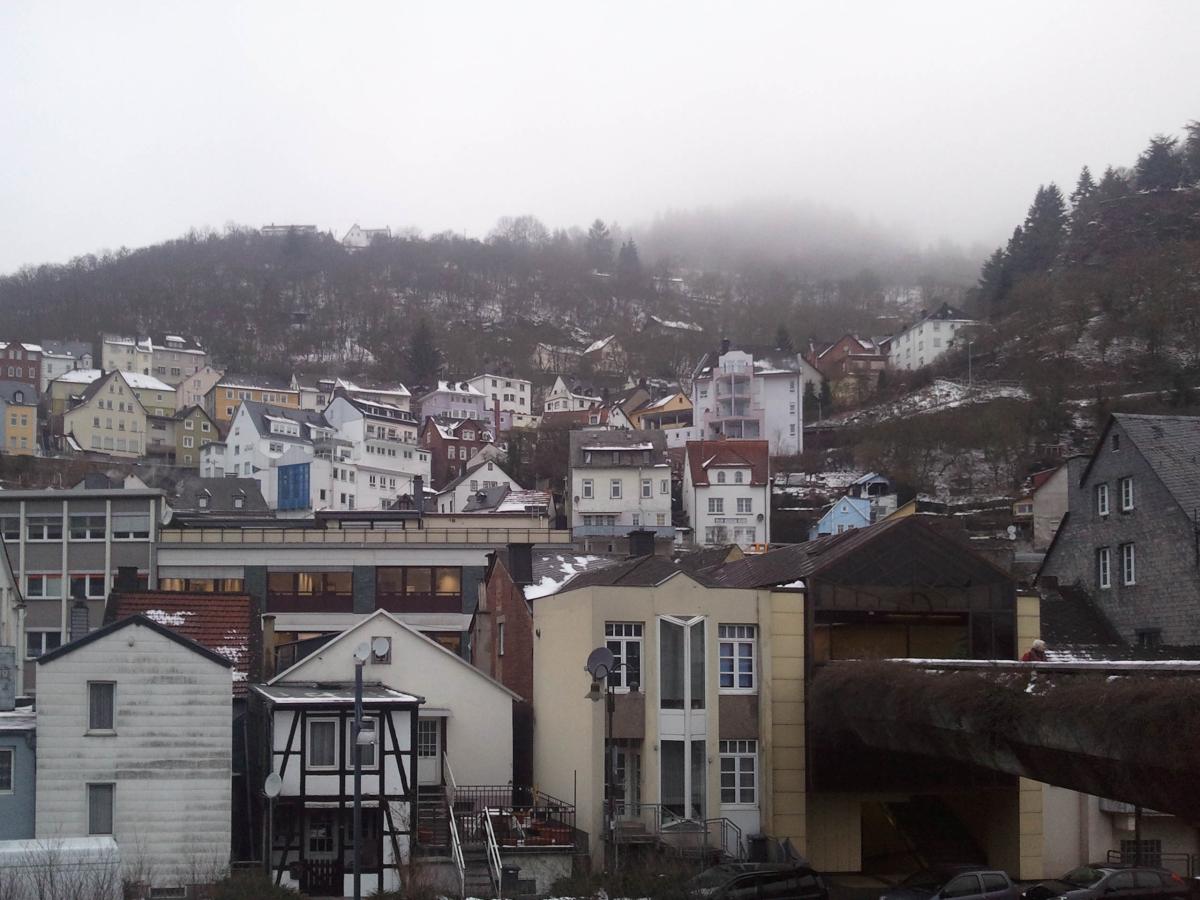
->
[{"left": 821, "top": 379, "right": 1029, "bottom": 428}]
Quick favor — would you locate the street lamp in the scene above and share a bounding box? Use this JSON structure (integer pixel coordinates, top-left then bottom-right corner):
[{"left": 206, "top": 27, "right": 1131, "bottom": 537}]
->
[
  {"left": 350, "top": 638, "right": 384, "bottom": 900},
  {"left": 584, "top": 647, "right": 639, "bottom": 873}
]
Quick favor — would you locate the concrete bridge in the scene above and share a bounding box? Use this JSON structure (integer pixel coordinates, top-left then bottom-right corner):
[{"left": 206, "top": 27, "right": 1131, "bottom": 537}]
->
[{"left": 809, "top": 658, "right": 1200, "bottom": 821}]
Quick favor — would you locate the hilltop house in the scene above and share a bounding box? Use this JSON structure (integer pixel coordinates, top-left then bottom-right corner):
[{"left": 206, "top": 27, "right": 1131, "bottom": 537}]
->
[
  {"left": 435, "top": 457, "right": 524, "bottom": 514},
  {"left": 35, "top": 615, "right": 233, "bottom": 896},
  {"left": 419, "top": 417, "right": 499, "bottom": 490},
  {"left": 176, "top": 365, "right": 224, "bottom": 411},
  {"left": 101, "top": 333, "right": 209, "bottom": 387},
  {"left": 581, "top": 334, "right": 626, "bottom": 373},
  {"left": 0, "top": 342, "right": 42, "bottom": 391},
  {"left": 691, "top": 344, "right": 815, "bottom": 455},
  {"left": 809, "top": 495, "right": 873, "bottom": 539},
  {"left": 206, "top": 374, "right": 301, "bottom": 425},
  {"left": 682, "top": 439, "right": 771, "bottom": 548},
  {"left": 416, "top": 380, "right": 486, "bottom": 422},
  {"left": 62, "top": 370, "right": 151, "bottom": 458},
  {"left": 468, "top": 373, "right": 536, "bottom": 430},
  {"left": 342, "top": 224, "right": 391, "bottom": 249},
  {"left": 887, "top": 303, "right": 979, "bottom": 373},
  {"left": 807, "top": 334, "right": 887, "bottom": 407},
  {"left": 628, "top": 391, "right": 693, "bottom": 432},
  {"left": 542, "top": 376, "right": 601, "bottom": 414},
  {"left": 39, "top": 340, "right": 93, "bottom": 393}
]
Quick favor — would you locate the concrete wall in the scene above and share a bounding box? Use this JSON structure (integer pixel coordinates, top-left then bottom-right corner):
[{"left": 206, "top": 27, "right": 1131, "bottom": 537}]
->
[{"left": 35, "top": 622, "right": 232, "bottom": 889}]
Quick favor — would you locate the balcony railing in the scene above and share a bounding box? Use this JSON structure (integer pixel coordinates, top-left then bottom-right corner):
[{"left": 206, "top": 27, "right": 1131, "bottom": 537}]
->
[
  {"left": 611, "top": 801, "right": 744, "bottom": 860},
  {"left": 448, "top": 786, "right": 577, "bottom": 849},
  {"left": 572, "top": 525, "right": 676, "bottom": 538}
]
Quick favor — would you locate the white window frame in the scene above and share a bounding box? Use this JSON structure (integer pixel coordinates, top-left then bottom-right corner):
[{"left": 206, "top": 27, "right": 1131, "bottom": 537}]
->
[
  {"left": 641, "top": 479, "right": 652, "bottom": 499},
  {"left": 87, "top": 783, "right": 115, "bottom": 836},
  {"left": 347, "top": 715, "right": 379, "bottom": 769},
  {"left": 307, "top": 717, "right": 339, "bottom": 770},
  {"left": 719, "top": 739, "right": 758, "bottom": 806},
  {"left": 582, "top": 479, "right": 594, "bottom": 500},
  {"left": 1096, "top": 483, "right": 1109, "bottom": 517},
  {"left": 610, "top": 479, "right": 622, "bottom": 500},
  {"left": 736, "top": 497, "right": 752, "bottom": 514},
  {"left": 708, "top": 497, "right": 724, "bottom": 515},
  {"left": 719, "top": 624, "right": 756, "bottom": 693},
  {"left": 87, "top": 681, "right": 116, "bottom": 733},
  {"left": 604, "top": 622, "right": 643, "bottom": 692},
  {"left": 25, "top": 628, "right": 61, "bottom": 660},
  {"left": 1121, "top": 542, "right": 1136, "bottom": 586},
  {"left": 1119, "top": 477, "right": 1134, "bottom": 512},
  {"left": 1098, "top": 547, "right": 1111, "bottom": 590}
]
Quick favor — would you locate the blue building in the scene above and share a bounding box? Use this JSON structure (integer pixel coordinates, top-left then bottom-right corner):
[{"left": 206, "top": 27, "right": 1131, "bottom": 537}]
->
[
  {"left": 810, "top": 495, "right": 872, "bottom": 540},
  {"left": 0, "top": 708, "right": 36, "bottom": 840}
]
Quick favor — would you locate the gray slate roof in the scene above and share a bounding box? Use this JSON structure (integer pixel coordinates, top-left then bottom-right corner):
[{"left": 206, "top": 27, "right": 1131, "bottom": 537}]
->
[
  {"left": 1111, "top": 414, "right": 1200, "bottom": 519},
  {"left": 173, "top": 476, "right": 269, "bottom": 514}
]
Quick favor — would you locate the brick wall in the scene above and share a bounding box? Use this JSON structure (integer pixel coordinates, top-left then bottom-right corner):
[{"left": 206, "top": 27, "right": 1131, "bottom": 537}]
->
[{"left": 477, "top": 557, "right": 535, "bottom": 702}]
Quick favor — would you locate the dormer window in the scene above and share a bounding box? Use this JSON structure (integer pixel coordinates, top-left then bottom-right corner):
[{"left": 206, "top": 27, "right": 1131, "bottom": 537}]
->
[
  {"left": 198, "top": 493, "right": 210, "bottom": 509},
  {"left": 735, "top": 471, "right": 744, "bottom": 483},
  {"left": 717, "top": 471, "right": 726, "bottom": 484},
  {"left": 234, "top": 493, "right": 245, "bottom": 510}
]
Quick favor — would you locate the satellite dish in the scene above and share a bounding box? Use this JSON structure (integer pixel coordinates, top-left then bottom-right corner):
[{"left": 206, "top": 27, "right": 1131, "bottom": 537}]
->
[
  {"left": 353, "top": 642, "right": 371, "bottom": 663},
  {"left": 372, "top": 636, "right": 391, "bottom": 658},
  {"left": 585, "top": 646, "right": 616, "bottom": 681},
  {"left": 263, "top": 771, "right": 282, "bottom": 799}
]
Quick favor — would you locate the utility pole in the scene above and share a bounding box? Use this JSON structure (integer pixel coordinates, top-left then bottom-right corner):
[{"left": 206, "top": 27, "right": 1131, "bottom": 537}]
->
[{"left": 353, "top": 646, "right": 367, "bottom": 900}]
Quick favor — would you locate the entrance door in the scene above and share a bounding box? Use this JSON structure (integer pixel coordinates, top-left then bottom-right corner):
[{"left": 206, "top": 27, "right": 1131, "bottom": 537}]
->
[
  {"left": 417, "top": 717, "right": 442, "bottom": 786},
  {"left": 612, "top": 746, "right": 642, "bottom": 818},
  {"left": 302, "top": 809, "right": 343, "bottom": 896}
]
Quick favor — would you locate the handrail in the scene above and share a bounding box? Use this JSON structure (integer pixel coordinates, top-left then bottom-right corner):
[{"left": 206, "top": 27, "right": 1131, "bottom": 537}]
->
[
  {"left": 444, "top": 752, "right": 465, "bottom": 898},
  {"left": 483, "top": 808, "right": 504, "bottom": 900},
  {"left": 447, "top": 805, "right": 466, "bottom": 898},
  {"left": 705, "top": 816, "right": 745, "bottom": 860}
]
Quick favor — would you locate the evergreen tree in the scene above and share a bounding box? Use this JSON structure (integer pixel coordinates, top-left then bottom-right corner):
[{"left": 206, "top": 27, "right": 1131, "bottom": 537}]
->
[
  {"left": 1095, "top": 166, "right": 1132, "bottom": 202},
  {"left": 586, "top": 219, "right": 613, "bottom": 270},
  {"left": 616, "top": 239, "right": 641, "bottom": 278},
  {"left": 1013, "top": 184, "right": 1067, "bottom": 274},
  {"left": 1134, "top": 135, "right": 1184, "bottom": 191},
  {"left": 1184, "top": 120, "right": 1200, "bottom": 186},
  {"left": 774, "top": 323, "right": 794, "bottom": 353},
  {"left": 1069, "top": 166, "right": 1096, "bottom": 206},
  {"left": 977, "top": 247, "right": 1013, "bottom": 308},
  {"left": 405, "top": 317, "right": 442, "bottom": 385},
  {"left": 819, "top": 378, "right": 832, "bottom": 415}
]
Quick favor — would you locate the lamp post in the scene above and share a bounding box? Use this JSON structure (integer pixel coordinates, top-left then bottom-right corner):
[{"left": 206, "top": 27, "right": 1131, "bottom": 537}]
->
[
  {"left": 352, "top": 644, "right": 367, "bottom": 900},
  {"left": 968, "top": 341, "right": 975, "bottom": 390}
]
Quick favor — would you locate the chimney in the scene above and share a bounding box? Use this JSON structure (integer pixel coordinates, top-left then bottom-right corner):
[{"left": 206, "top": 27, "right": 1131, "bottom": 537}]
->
[
  {"left": 507, "top": 543, "right": 534, "bottom": 586},
  {"left": 413, "top": 475, "right": 424, "bottom": 516},
  {"left": 69, "top": 599, "right": 90, "bottom": 644},
  {"left": 719, "top": 338, "right": 731, "bottom": 355},
  {"left": 115, "top": 566, "right": 139, "bottom": 593},
  {"left": 628, "top": 528, "right": 656, "bottom": 558},
  {"left": 262, "top": 614, "right": 277, "bottom": 679}
]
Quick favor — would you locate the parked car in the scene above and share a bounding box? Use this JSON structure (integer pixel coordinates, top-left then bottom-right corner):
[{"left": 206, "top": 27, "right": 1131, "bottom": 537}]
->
[
  {"left": 691, "top": 862, "right": 829, "bottom": 900},
  {"left": 881, "top": 866, "right": 1020, "bottom": 900},
  {"left": 1021, "top": 865, "right": 1190, "bottom": 900}
]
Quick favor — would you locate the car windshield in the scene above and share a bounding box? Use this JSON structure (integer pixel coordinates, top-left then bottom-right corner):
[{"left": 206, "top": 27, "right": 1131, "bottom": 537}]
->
[
  {"left": 1062, "top": 867, "right": 1106, "bottom": 887},
  {"left": 902, "top": 870, "right": 956, "bottom": 890}
]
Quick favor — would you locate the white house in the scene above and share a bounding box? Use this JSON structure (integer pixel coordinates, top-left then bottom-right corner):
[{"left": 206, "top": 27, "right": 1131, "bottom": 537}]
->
[
  {"left": 35, "top": 615, "right": 233, "bottom": 894},
  {"left": 691, "top": 346, "right": 813, "bottom": 456},
  {"left": 682, "top": 439, "right": 771, "bottom": 548},
  {"left": 257, "top": 609, "right": 519, "bottom": 893},
  {"left": 542, "top": 376, "right": 601, "bottom": 414},
  {"left": 569, "top": 430, "right": 673, "bottom": 551},
  {"left": 39, "top": 340, "right": 93, "bottom": 393},
  {"left": 435, "top": 457, "right": 524, "bottom": 514},
  {"left": 342, "top": 224, "right": 391, "bottom": 250},
  {"left": 468, "top": 373, "right": 536, "bottom": 429},
  {"left": 887, "top": 302, "right": 979, "bottom": 372}
]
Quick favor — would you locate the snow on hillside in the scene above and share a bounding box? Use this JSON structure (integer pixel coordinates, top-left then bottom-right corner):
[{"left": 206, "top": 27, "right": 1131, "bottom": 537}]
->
[{"left": 821, "top": 379, "right": 1029, "bottom": 428}]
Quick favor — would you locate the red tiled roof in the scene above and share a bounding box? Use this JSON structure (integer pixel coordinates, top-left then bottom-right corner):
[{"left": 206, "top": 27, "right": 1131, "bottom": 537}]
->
[
  {"left": 686, "top": 439, "right": 769, "bottom": 486},
  {"left": 109, "top": 591, "right": 255, "bottom": 694}
]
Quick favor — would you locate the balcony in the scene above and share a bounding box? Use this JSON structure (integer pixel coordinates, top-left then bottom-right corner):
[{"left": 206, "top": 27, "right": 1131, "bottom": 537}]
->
[
  {"left": 572, "top": 524, "right": 676, "bottom": 538},
  {"left": 160, "top": 524, "right": 573, "bottom": 547}
]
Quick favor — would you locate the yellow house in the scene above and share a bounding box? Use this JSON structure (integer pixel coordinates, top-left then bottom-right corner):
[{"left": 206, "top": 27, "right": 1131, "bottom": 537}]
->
[
  {"left": 0, "top": 381, "right": 38, "bottom": 456},
  {"left": 207, "top": 375, "right": 301, "bottom": 425},
  {"left": 47, "top": 369, "right": 176, "bottom": 417},
  {"left": 531, "top": 556, "right": 805, "bottom": 867},
  {"left": 628, "top": 391, "right": 694, "bottom": 431},
  {"left": 63, "top": 369, "right": 149, "bottom": 458}
]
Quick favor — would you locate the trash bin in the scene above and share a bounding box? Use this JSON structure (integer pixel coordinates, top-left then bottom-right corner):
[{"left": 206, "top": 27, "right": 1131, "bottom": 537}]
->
[
  {"left": 747, "top": 834, "right": 769, "bottom": 862},
  {"left": 502, "top": 864, "right": 521, "bottom": 889}
]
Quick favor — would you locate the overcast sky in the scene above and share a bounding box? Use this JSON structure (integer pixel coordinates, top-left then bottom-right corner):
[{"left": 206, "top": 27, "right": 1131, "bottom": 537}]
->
[{"left": 2, "top": 1, "right": 1198, "bottom": 274}]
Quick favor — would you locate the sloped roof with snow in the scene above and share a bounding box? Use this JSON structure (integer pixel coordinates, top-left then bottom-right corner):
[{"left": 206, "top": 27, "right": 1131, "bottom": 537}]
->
[
  {"left": 686, "top": 439, "right": 769, "bottom": 486},
  {"left": 54, "top": 368, "right": 174, "bottom": 391}
]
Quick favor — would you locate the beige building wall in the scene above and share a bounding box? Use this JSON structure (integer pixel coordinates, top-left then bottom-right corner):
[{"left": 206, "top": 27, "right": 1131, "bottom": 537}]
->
[
  {"left": 532, "top": 575, "right": 779, "bottom": 866},
  {"left": 63, "top": 377, "right": 148, "bottom": 459},
  {"left": 769, "top": 589, "right": 806, "bottom": 853}
]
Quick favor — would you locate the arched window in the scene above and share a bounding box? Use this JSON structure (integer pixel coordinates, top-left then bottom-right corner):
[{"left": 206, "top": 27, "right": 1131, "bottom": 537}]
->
[
  {"left": 735, "top": 471, "right": 744, "bottom": 484},
  {"left": 717, "top": 471, "right": 726, "bottom": 484}
]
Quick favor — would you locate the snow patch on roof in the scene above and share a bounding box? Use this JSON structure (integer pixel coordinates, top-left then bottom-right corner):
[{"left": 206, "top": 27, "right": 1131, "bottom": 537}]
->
[{"left": 143, "top": 608, "right": 193, "bottom": 627}]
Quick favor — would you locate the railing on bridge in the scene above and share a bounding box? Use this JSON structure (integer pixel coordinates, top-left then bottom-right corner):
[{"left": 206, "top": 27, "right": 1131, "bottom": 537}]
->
[{"left": 159, "top": 525, "right": 572, "bottom": 546}]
